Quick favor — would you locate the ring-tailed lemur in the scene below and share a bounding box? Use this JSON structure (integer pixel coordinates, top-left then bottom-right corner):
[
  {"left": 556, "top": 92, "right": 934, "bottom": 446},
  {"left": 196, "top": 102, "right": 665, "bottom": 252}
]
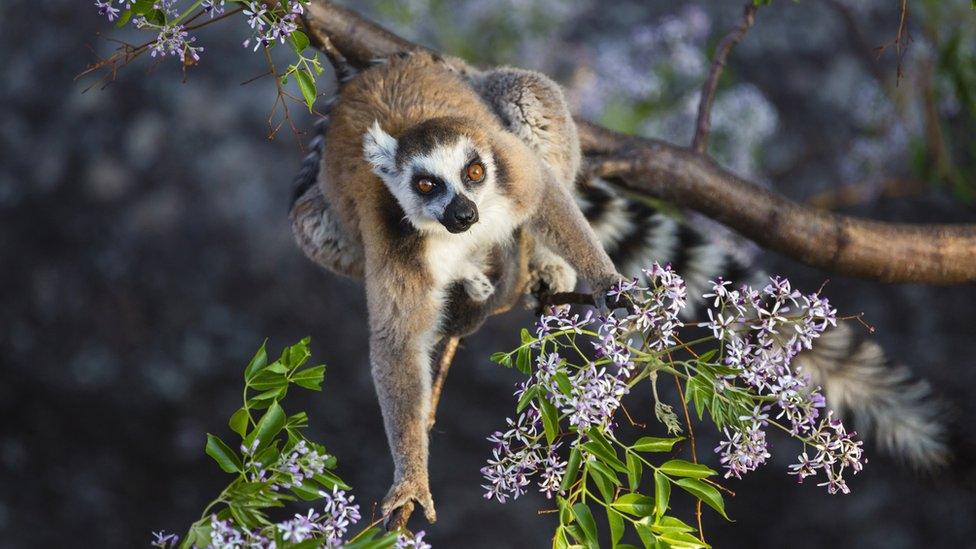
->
[
  {"left": 295, "top": 51, "right": 622, "bottom": 523},
  {"left": 291, "top": 52, "right": 946, "bottom": 522}
]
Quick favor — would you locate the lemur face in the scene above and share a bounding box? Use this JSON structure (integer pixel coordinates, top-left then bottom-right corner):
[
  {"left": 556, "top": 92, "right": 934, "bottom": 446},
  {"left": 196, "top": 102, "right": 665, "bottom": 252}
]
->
[{"left": 363, "top": 119, "right": 496, "bottom": 235}]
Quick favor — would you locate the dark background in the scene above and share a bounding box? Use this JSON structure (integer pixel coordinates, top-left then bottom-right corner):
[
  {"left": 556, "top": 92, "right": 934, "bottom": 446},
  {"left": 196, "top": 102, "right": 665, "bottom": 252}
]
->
[{"left": 2, "top": 0, "right": 975, "bottom": 547}]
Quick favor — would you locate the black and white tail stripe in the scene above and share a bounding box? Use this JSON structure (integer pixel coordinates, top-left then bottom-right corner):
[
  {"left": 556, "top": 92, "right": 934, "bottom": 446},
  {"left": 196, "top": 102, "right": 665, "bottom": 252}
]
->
[
  {"left": 578, "top": 177, "right": 947, "bottom": 466},
  {"left": 577, "top": 177, "right": 762, "bottom": 312}
]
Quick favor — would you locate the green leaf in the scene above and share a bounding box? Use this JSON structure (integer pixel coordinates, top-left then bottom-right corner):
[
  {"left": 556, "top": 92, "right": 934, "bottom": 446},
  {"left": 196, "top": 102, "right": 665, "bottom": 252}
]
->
[
  {"left": 653, "top": 471, "right": 670, "bottom": 520},
  {"left": 675, "top": 478, "right": 729, "bottom": 520},
  {"left": 291, "top": 364, "right": 326, "bottom": 390},
  {"left": 571, "top": 503, "right": 599, "bottom": 548},
  {"left": 557, "top": 496, "right": 573, "bottom": 525},
  {"left": 610, "top": 493, "right": 654, "bottom": 517},
  {"left": 290, "top": 30, "right": 310, "bottom": 54},
  {"left": 516, "top": 385, "right": 538, "bottom": 413},
  {"left": 285, "top": 411, "right": 309, "bottom": 429},
  {"left": 560, "top": 447, "right": 582, "bottom": 492},
  {"left": 205, "top": 434, "right": 242, "bottom": 474},
  {"left": 632, "top": 436, "right": 683, "bottom": 453},
  {"left": 658, "top": 530, "right": 709, "bottom": 548},
  {"left": 229, "top": 407, "right": 250, "bottom": 438},
  {"left": 554, "top": 372, "right": 573, "bottom": 396},
  {"left": 608, "top": 508, "right": 625, "bottom": 547},
  {"left": 584, "top": 428, "right": 627, "bottom": 472},
  {"left": 314, "top": 471, "right": 351, "bottom": 491},
  {"left": 250, "top": 368, "right": 288, "bottom": 392},
  {"left": 245, "top": 341, "right": 269, "bottom": 381},
  {"left": 588, "top": 459, "right": 622, "bottom": 488},
  {"left": 539, "top": 396, "right": 560, "bottom": 445},
  {"left": 490, "top": 352, "right": 512, "bottom": 367},
  {"left": 587, "top": 461, "right": 617, "bottom": 502},
  {"left": 634, "top": 519, "right": 656, "bottom": 548},
  {"left": 247, "top": 402, "right": 286, "bottom": 451},
  {"left": 658, "top": 459, "right": 716, "bottom": 479},
  {"left": 515, "top": 346, "right": 531, "bottom": 374},
  {"left": 295, "top": 69, "right": 317, "bottom": 112},
  {"left": 650, "top": 516, "right": 696, "bottom": 534},
  {"left": 627, "top": 452, "right": 642, "bottom": 491},
  {"left": 115, "top": 9, "right": 134, "bottom": 27}
]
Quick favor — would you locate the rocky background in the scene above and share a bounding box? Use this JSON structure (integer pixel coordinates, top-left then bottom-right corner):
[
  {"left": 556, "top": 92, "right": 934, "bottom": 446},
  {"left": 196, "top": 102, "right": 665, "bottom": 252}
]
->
[{"left": 1, "top": 0, "right": 975, "bottom": 547}]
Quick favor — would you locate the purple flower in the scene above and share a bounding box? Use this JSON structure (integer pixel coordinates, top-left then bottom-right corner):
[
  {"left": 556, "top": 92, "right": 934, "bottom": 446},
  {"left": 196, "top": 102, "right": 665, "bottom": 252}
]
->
[
  {"left": 95, "top": 0, "right": 120, "bottom": 21},
  {"left": 149, "top": 530, "right": 179, "bottom": 548}
]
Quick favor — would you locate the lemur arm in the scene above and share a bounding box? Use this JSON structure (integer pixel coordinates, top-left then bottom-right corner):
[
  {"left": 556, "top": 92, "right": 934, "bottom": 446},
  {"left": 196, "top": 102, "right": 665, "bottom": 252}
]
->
[{"left": 529, "top": 167, "right": 621, "bottom": 295}]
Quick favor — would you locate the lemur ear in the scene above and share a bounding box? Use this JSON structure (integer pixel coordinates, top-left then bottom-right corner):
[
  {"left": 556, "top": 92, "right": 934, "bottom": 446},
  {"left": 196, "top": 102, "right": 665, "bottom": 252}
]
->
[{"left": 363, "top": 121, "right": 398, "bottom": 177}]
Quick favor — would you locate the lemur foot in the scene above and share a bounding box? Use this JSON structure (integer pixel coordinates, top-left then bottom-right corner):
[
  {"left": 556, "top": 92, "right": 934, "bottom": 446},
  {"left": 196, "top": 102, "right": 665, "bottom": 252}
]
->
[
  {"left": 381, "top": 475, "right": 436, "bottom": 526},
  {"left": 463, "top": 272, "right": 495, "bottom": 302}
]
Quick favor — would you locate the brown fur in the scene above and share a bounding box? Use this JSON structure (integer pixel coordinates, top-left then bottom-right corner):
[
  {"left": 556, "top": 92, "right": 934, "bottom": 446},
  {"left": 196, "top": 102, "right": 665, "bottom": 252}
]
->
[{"left": 317, "top": 52, "right": 620, "bottom": 522}]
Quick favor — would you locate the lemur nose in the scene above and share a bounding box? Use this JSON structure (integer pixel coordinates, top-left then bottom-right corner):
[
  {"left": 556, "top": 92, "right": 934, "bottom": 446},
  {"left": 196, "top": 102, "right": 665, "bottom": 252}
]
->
[{"left": 455, "top": 206, "right": 477, "bottom": 224}]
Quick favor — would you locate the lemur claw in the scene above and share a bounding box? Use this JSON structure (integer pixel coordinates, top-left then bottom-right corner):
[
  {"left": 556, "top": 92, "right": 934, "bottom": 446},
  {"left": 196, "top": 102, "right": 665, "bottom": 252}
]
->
[{"left": 381, "top": 476, "right": 437, "bottom": 527}]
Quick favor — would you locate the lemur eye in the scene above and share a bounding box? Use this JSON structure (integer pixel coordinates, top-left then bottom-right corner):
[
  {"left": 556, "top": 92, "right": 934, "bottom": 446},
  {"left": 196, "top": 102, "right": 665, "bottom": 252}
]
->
[
  {"left": 466, "top": 161, "right": 485, "bottom": 182},
  {"left": 416, "top": 178, "right": 435, "bottom": 194}
]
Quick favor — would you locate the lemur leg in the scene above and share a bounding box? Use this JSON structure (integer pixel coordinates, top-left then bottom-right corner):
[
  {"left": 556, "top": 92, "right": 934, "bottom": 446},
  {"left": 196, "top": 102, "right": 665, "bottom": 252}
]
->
[
  {"left": 361, "top": 249, "right": 440, "bottom": 523},
  {"left": 290, "top": 114, "right": 366, "bottom": 279}
]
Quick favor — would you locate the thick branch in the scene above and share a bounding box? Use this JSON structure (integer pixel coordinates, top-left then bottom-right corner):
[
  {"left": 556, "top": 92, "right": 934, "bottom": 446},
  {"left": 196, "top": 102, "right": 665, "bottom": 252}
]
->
[
  {"left": 581, "top": 123, "right": 976, "bottom": 284},
  {"left": 299, "top": 0, "right": 976, "bottom": 284},
  {"left": 691, "top": 2, "right": 758, "bottom": 154}
]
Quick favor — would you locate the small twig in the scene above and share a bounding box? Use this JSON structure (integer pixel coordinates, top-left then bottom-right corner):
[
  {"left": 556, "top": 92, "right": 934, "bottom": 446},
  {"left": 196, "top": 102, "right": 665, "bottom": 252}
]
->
[
  {"left": 428, "top": 337, "right": 461, "bottom": 430},
  {"left": 872, "top": 0, "right": 912, "bottom": 84},
  {"left": 668, "top": 348, "right": 702, "bottom": 541},
  {"left": 691, "top": 2, "right": 758, "bottom": 154}
]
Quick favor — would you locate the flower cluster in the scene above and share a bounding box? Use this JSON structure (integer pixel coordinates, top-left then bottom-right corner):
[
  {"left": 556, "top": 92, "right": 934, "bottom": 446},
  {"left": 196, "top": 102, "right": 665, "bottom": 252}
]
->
[
  {"left": 150, "top": 531, "right": 179, "bottom": 548},
  {"left": 242, "top": 1, "right": 305, "bottom": 51},
  {"left": 94, "top": 0, "right": 309, "bottom": 66},
  {"left": 483, "top": 264, "right": 691, "bottom": 502},
  {"left": 275, "top": 439, "right": 331, "bottom": 489},
  {"left": 203, "top": 486, "right": 361, "bottom": 549},
  {"left": 790, "top": 411, "right": 865, "bottom": 494},
  {"left": 394, "top": 531, "right": 432, "bottom": 549},
  {"left": 484, "top": 263, "right": 864, "bottom": 507},
  {"left": 481, "top": 408, "right": 546, "bottom": 503},
  {"left": 147, "top": 24, "right": 203, "bottom": 64},
  {"left": 699, "top": 275, "right": 863, "bottom": 488}
]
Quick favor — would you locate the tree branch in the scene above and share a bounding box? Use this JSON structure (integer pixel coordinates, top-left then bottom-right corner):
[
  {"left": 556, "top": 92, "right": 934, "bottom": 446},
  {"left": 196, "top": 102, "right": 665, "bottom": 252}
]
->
[
  {"left": 691, "top": 2, "right": 758, "bottom": 154},
  {"left": 297, "top": 0, "right": 976, "bottom": 284},
  {"left": 581, "top": 122, "right": 976, "bottom": 283}
]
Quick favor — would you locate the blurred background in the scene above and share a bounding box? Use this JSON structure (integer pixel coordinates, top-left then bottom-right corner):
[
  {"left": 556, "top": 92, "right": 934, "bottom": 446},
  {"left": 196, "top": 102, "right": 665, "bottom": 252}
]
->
[{"left": 2, "top": 0, "right": 976, "bottom": 547}]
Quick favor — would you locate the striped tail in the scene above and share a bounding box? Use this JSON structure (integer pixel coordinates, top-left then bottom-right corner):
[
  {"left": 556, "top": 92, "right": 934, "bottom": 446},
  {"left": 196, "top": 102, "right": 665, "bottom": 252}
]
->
[{"left": 578, "top": 178, "right": 948, "bottom": 466}]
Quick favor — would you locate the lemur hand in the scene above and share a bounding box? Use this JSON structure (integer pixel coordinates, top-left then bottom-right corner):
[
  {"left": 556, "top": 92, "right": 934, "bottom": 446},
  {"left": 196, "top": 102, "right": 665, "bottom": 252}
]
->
[
  {"left": 590, "top": 271, "right": 626, "bottom": 315},
  {"left": 381, "top": 473, "right": 436, "bottom": 526},
  {"left": 463, "top": 271, "right": 495, "bottom": 302}
]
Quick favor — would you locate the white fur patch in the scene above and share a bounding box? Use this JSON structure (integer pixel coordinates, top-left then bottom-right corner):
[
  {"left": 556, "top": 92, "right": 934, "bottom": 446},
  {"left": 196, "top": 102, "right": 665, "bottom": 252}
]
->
[{"left": 363, "top": 121, "right": 398, "bottom": 177}]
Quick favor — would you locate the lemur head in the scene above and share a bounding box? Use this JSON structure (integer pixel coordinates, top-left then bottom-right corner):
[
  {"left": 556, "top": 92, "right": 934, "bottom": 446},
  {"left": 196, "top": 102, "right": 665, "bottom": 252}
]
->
[{"left": 363, "top": 117, "right": 499, "bottom": 234}]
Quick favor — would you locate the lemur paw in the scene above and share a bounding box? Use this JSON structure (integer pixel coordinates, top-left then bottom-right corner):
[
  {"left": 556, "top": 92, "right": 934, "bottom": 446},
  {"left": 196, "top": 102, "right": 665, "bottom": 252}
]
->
[
  {"left": 590, "top": 272, "right": 627, "bottom": 315},
  {"left": 530, "top": 257, "right": 578, "bottom": 296},
  {"left": 526, "top": 257, "right": 578, "bottom": 312},
  {"left": 381, "top": 475, "right": 436, "bottom": 525},
  {"left": 463, "top": 272, "right": 495, "bottom": 302}
]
